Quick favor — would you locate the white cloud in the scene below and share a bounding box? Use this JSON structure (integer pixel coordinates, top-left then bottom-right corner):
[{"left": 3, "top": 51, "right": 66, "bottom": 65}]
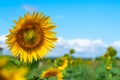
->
[
  {"left": 56, "top": 38, "right": 106, "bottom": 52},
  {"left": 0, "top": 35, "right": 6, "bottom": 42},
  {"left": 22, "top": 4, "right": 37, "bottom": 12},
  {"left": 0, "top": 35, "right": 11, "bottom": 54},
  {"left": 112, "top": 41, "right": 120, "bottom": 51},
  {"left": 1, "top": 34, "right": 120, "bottom": 58},
  {"left": 0, "top": 35, "right": 7, "bottom": 48},
  {"left": 49, "top": 37, "right": 120, "bottom": 58}
]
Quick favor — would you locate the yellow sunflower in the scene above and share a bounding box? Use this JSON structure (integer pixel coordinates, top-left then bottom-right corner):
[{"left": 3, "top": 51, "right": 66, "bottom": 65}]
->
[
  {"left": 6, "top": 12, "right": 57, "bottom": 63},
  {"left": 0, "top": 68, "right": 28, "bottom": 80},
  {"left": 41, "top": 67, "right": 63, "bottom": 80},
  {"left": 0, "top": 56, "right": 9, "bottom": 68},
  {"left": 106, "top": 65, "right": 111, "bottom": 71},
  {"left": 56, "top": 58, "right": 68, "bottom": 70}
]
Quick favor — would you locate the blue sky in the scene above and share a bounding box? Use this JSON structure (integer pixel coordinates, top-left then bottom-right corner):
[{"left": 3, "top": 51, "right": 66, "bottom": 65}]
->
[
  {"left": 1, "top": 0, "right": 120, "bottom": 57},
  {"left": 0, "top": 0, "right": 120, "bottom": 43}
]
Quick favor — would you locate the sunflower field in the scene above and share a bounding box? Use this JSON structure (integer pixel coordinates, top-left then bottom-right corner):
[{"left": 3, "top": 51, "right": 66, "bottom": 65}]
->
[{"left": 0, "top": 12, "right": 120, "bottom": 80}]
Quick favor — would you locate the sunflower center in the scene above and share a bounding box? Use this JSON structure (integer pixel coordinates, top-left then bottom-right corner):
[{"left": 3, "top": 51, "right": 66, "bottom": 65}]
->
[
  {"left": 23, "top": 29, "right": 37, "bottom": 45},
  {"left": 0, "top": 74, "right": 8, "bottom": 80},
  {"left": 16, "top": 25, "right": 44, "bottom": 51},
  {"left": 46, "top": 71, "right": 58, "bottom": 78}
]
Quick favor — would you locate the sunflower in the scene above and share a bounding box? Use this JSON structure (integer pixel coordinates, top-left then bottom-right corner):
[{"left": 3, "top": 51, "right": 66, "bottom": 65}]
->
[
  {"left": 41, "top": 67, "right": 63, "bottom": 80},
  {"left": 0, "top": 56, "right": 8, "bottom": 68},
  {"left": 0, "top": 68, "right": 28, "bottom": 80},
  {"left": 6, "top": 12, "right": 57, "bottom": 63},
  {"left": 106, "top": 65, "right": 111, "bottom": 71},
  {"left": 56, "top": 58, "right": 68, "bottom": 70}
]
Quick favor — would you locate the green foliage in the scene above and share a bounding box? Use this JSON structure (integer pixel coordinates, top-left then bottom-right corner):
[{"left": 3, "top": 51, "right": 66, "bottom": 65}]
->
[{"left": 1, "top": 47, "right": 120, "bottom": 80}]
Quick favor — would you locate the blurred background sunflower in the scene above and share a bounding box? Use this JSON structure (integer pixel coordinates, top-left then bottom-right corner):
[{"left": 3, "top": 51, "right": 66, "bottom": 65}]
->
[
  {"left": 41, "top": 67, "right": 63, "bottom": 80},
  {"left": 0, "top": 68, "right": 28, "bottom": 80},
  {"left": 55, "top": 57, "right": 68, "bottom": 70}
]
